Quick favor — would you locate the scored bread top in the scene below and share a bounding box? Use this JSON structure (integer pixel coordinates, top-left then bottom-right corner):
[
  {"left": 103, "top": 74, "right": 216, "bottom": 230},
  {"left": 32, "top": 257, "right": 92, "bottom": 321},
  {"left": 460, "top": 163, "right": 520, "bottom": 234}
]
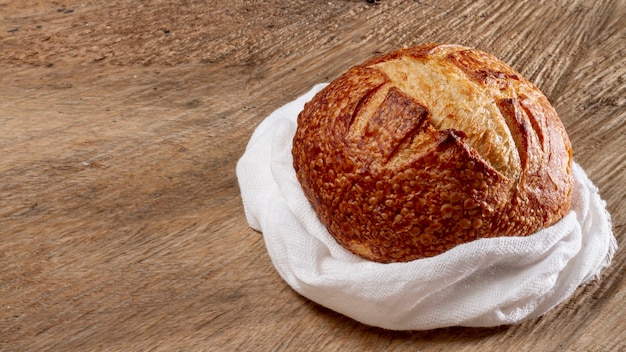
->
[{"left": 292, "top": 44, "right": 573, "bottom": 263}]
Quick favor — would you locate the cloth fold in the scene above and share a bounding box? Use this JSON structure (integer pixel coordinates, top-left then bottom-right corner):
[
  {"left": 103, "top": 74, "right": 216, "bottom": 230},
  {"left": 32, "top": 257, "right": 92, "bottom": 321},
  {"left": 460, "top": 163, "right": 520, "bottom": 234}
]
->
[{"left": 236, "top": 84, "right": 617, "bottom": 330}]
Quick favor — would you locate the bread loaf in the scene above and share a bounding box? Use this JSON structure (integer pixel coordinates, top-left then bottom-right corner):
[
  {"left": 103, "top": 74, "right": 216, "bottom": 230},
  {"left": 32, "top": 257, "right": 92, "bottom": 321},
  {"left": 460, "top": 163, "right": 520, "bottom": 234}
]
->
[{"left": 292, "top": 44, "right": 573, "bottom": 263}]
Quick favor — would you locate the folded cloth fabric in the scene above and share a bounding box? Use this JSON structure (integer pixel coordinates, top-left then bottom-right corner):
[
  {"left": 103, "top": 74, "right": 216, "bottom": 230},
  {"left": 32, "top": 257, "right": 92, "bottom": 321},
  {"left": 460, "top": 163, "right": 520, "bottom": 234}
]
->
[{"left": 236, "top": 84, "right": 617, "bottom": 331}]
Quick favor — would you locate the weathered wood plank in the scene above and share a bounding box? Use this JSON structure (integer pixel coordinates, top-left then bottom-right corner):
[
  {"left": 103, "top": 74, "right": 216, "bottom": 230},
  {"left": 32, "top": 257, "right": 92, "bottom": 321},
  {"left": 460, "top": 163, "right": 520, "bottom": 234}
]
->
[{"left": 0, "top": 0, "right": 624, "bottom": 350}]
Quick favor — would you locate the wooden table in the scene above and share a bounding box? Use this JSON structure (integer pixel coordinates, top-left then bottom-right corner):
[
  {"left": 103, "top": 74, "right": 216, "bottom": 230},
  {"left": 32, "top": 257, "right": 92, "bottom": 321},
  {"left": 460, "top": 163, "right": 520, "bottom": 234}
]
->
[{"left": 1, "top": 1, "right": 624, "bottom": 350}]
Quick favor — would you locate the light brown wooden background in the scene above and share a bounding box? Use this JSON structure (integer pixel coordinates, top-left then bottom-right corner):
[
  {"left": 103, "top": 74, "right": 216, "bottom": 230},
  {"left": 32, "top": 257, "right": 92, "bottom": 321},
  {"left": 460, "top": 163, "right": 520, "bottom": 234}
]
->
[{"left": 1, "top": 0, "right": 624, "bottom": 351}]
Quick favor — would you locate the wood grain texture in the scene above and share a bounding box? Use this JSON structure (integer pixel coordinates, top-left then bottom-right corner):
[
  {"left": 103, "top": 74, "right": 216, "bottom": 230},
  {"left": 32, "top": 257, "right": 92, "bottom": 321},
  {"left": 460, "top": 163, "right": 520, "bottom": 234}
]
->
[{"left": 0, "top": 0, "right": 624, "bottom": 350}]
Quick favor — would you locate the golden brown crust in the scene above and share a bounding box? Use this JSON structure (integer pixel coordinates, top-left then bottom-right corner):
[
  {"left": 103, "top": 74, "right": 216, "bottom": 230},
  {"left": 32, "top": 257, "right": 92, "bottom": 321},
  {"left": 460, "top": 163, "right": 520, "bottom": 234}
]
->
[{"left": 292, "top": 44, "right": 573, "bottom": 263}]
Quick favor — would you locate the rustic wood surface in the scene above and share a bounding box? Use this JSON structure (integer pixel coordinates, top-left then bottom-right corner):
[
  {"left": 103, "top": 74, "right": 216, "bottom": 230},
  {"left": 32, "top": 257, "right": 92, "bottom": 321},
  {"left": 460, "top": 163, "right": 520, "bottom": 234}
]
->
[{"left": 1, "top": 0, "right": 624, "bottom": 350}]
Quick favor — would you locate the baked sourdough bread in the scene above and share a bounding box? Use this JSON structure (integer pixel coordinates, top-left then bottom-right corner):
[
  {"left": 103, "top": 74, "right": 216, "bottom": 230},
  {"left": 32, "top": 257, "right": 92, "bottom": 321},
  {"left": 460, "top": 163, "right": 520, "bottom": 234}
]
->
[{"left": 292, "top": 44, "right": 573, "bottom": 263}]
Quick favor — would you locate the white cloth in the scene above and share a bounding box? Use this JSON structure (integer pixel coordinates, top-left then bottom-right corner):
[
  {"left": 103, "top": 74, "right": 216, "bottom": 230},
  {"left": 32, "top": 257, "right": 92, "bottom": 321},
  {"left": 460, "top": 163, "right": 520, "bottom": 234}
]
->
[{"left": 236, "top": 84, "right": 617, "bottom": 330}]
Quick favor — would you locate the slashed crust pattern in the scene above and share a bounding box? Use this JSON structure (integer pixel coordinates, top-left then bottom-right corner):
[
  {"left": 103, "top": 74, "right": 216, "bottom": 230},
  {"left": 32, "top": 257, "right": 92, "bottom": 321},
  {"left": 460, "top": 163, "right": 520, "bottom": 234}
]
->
[{"left": 292, "top": 44, "right": 573, "bottom": 263}]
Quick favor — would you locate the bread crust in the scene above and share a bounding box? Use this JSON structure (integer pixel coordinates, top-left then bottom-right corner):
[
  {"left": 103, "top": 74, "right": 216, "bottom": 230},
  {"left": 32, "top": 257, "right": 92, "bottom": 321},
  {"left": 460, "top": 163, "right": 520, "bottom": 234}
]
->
[{"left": 292, "top": 44, "right": 573, "bottom": 263}]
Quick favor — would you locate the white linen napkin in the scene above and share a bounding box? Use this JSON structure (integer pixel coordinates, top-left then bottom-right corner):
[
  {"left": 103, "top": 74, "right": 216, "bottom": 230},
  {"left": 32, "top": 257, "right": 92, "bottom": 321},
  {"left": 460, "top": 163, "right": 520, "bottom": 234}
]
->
[{"left": 236, "top": 83, "right": 617, "bottom": 330}]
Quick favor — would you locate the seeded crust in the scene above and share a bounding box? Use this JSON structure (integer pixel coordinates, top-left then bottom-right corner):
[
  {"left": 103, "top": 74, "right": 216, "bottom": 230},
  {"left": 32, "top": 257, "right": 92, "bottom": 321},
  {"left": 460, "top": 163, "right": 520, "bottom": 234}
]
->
[{"left": 292, "top": 44, "right": 573, "bottom": 263}]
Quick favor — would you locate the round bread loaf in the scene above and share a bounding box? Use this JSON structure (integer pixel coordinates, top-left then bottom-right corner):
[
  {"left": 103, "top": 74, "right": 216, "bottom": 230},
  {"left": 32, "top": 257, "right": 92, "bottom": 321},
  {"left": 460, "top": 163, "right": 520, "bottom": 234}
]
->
[{"left": 292, "top": 44, "right": 573, "bottom": 263}]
